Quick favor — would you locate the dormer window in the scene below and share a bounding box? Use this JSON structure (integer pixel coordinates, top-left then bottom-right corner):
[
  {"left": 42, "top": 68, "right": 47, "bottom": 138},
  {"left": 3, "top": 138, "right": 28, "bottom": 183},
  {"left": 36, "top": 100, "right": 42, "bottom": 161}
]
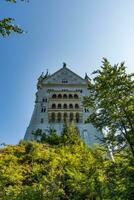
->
[{"left": 62, "top": 79, "right": 68, "bottom": 83}]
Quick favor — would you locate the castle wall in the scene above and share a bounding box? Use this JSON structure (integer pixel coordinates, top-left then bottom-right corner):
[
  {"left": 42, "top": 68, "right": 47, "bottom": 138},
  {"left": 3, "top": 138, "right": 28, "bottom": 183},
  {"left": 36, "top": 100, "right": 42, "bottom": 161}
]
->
[{"left": 24, "top": 66, "right": 101, "bottom": 145}]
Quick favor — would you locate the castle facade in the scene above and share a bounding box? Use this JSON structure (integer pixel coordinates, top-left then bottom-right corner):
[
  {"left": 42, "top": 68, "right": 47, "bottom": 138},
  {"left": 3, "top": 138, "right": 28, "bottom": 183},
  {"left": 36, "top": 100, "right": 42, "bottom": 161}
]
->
[{"left": 24, "top": 63, "right": 100, "bottom": 145}]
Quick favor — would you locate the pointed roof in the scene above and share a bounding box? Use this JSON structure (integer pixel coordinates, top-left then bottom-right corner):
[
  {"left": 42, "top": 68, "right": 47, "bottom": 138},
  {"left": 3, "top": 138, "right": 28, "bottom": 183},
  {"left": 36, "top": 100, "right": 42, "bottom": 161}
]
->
[{"left": 43, "top": 63, "right": 87, "bottom": 85}]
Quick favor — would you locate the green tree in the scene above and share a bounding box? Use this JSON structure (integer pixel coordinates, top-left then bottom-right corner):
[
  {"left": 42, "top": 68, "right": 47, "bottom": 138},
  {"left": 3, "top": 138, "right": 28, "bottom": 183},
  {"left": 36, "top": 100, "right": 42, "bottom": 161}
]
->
[
  {"left": 84, "top": 58, "right": 134, "bottom": 156},
  {"left": 0, "top": 130, "right": 134, "bottom": 199},
  {"left": 62, "top": 122, "right": 82, "bottom": 145},
  {"left": 32, "top": 128, "right": 62, "bottom": 145},
  {"left": 32, "top": 123, "right": 82, "bottom": 146},
  {"left": 0, "top": 0, "right": 26, "bottom": 37}
]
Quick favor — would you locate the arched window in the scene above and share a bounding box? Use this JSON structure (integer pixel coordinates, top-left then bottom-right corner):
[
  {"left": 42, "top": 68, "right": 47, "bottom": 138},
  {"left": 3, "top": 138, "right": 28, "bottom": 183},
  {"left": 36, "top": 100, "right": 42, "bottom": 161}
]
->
[
  {"left": 63, "top": 113, "right": 68, "bottom": 121},
  {"left": 52, "top": 104, "right": 56, "bottom": 109},
  {"left": 63, "top": 104, "right": 67, "bottom": 109},
  {"left": 57, "top": 113, "right": 62, "bottom": 122},
  {"left": 58, "top": 94, "right": 62, "bottom": 99},
  {"left": 58, "top": 104, "right": 62, "bottom": 109},
  {"left": 52, "top": 94, "right": 56, "bottom": 99},
  {"left": 74, "top": 94, "right": 78, "bottom": 99},
  {"left": 69, "top": 104, "right": 73, "bottom": 109},
  {"left": 51, "top": 113, "right": 55, "bottom": 122},
  {"left": 70, "top": 113, "right": 74, "bottom": 122},
  {"left": 69, "top": 94, "right": 73, "bottom": 99},
  {"left": 63, "top": 94, "right": 67, "bottom": 99},
  {"left": 40, "top": 118, "right": 44, "bottom": 123},
  {"left": 76, "top": 113, "right": 79, "bottom": 123},
  {"left": 75, "top": 104, "right": 79, "bottom": 109}
]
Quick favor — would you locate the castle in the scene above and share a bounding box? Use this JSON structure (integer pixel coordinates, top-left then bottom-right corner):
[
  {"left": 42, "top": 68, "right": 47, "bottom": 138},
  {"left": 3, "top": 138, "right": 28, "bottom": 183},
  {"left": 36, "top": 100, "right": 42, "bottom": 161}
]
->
[{"left": 24, "top": 63, "right": 100, "bottom": 145}]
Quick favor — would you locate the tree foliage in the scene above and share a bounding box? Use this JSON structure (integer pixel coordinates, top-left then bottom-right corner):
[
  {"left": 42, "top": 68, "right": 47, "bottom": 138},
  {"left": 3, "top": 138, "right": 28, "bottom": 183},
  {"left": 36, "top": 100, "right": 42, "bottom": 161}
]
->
[
  {"left": 0, "top": 124, "right": 134, "bottom": 199},
  {"left": 0, "top": 0, "right": 26, "bottom": 37},
  {"left": 32, "top": 123, "right": 82, "bottom": 146},
  {"left": 84, "top": 58, "right": 134, "bottom": 156}
]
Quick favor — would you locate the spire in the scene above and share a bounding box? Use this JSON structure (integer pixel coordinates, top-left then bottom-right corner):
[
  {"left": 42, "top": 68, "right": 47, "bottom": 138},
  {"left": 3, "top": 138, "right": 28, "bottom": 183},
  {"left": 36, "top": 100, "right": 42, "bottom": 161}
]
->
[
  {"left": 85, "top": 73, "right": 88, "bottom": 79},
  {"left": 63, "top": 62, "right": 67, "bottom": 68},
  {"left": 44, "top": 69, "right": 48, "bottom": 78},
  {"left": 85, "top": 73, "right": 91, "bottom": 81}
]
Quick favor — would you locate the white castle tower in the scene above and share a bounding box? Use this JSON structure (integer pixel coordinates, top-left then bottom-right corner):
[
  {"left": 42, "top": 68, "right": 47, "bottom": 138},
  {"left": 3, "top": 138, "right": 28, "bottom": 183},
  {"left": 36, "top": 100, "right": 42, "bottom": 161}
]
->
[{"left": 24, "top": 63, "right": 100, "bottom": 145}]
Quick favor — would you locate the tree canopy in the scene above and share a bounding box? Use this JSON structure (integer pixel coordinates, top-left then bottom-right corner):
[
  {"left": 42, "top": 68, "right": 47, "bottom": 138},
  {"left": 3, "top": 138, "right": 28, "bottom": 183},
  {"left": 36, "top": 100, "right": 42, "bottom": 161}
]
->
[
  {"left": 0, "top": 124, "right": 134, "bottom": 200},
  {"left": 84, "top": 58, "right": 134, "bottom": 156}
]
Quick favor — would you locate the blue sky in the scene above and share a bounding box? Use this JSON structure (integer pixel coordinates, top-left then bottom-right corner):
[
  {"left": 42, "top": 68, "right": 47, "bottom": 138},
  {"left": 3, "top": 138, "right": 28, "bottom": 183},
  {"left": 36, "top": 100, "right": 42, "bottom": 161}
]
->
[{"left": 0, "top": 0, "right": 134, "bottom": 144}]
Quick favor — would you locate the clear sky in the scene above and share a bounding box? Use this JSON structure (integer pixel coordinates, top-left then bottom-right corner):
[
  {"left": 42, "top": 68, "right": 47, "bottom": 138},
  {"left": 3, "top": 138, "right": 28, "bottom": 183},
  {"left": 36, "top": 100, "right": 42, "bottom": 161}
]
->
[{"left": 0, "top": 0, "right": 134, "bottom": 144}]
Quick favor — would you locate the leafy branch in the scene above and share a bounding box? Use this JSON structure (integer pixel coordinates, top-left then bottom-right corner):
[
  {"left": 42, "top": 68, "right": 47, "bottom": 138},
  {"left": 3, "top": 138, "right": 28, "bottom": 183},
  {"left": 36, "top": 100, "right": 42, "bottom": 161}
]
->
[{"left": 0, "top": 0, "right": 28, "bottom": 37}]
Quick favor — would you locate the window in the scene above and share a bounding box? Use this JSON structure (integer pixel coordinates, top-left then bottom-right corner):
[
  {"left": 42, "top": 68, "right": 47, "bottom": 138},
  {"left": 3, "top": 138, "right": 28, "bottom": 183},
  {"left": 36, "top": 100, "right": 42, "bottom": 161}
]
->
[
  {"left": 76, "top": 113, "right": 79, "bottom": 123},
  {"left": 74, "top": 94, "right": 78, "bottom": 99},
  {"left": 57, "top": 113, "right": 62, "bottom": 122},
  {"left": 40, "top": 118, "right": 44, "bottom": 123},
  {"left": 69, "top": 94, "right": 73, "bottom": 99},
  {"left": 63, "top": 94, "right": 67, "bottom": 99},
  {"left": 52, "top": 104, "right": 56, "bottom": 109},
  {"left": 63, "top": 104, "right": 67, "bottom": 109},
  {"left": 69, "top": 104, "right": 73, "bottom": 109},
  {"left": 75, "top": 104, "right": 79, "bottom": 109},
  {"left": 70, "top": 113, "right": 74, "bottom": 122},
  {"left": 62, "top": 79, "right": 68, "bottom": 83},
  {"left": 58, "top": 104, "right": 62, "bottom": 109},
  {"left": 58, "top": 94, "right": 62, "bottom": 99},
  {"left": 41, "top": 107, "right": 46, "bottom": 112},
  {"left": 63, "top": 113, "right": 68, "bottom": 121},
  {"left": 51, "top": 113, "right": 55, "bottom": 122},
  {"left": 42, "top": 98, "right": 47, "bottom": 102},
  {"left": 52, "top": 94, "right": 56, "bottom": 98}
]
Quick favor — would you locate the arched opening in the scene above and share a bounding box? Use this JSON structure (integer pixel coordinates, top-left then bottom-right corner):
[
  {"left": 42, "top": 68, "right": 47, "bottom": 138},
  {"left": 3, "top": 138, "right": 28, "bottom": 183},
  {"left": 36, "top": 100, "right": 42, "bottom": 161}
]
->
[
  {"left": 69, "top": 104, "right": 73, "bottom": 109},
  {"left": 75, "top": 104, "right": 79, "bottom": 109},
  {"left": 51, "top": 113, "right": 55, "bottom": 122},
  {"left": 52, "top": 94, "right": 56, "bottom": 99},
  {"left": 69, "top": 94, "right": 73, "bottom": 99},
  {"left": 63, "top": 113, "right": 68, "bottom": 122},
  {"left": 58, "top": 104, "right": 62, "bottom": 109},
  {"left": 74, "top": 94, "right": 78, "bottom": 99},
  {"left": 40, "top": 118, "right": 44, "bottom": 123},
  {"left": 63, "top": 104, "right": 67, "bottom": 109},
  {"left": 58, "top": 94, "right": 62, "bottom": 99},
  {"left": 57, "top": 113, "right": 62, "bottom": 122},
  {"left": 76, "top": 113, "right": 80, "bottom": 123},
  {"left": 70, "top": 113, "right": 74, "bottom": 122},
  {"left": 63, "top": 94, "right": 67, "bottom": 99},
  {"left": 52, "top": 104, "right": 56, "bottom": 109}
]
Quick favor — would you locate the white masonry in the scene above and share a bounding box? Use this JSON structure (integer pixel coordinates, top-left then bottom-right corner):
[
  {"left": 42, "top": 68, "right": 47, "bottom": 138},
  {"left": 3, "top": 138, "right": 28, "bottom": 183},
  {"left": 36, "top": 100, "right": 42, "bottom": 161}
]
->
[{"left": 24, "top": 63, "right": 101, "bottom": 145}]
